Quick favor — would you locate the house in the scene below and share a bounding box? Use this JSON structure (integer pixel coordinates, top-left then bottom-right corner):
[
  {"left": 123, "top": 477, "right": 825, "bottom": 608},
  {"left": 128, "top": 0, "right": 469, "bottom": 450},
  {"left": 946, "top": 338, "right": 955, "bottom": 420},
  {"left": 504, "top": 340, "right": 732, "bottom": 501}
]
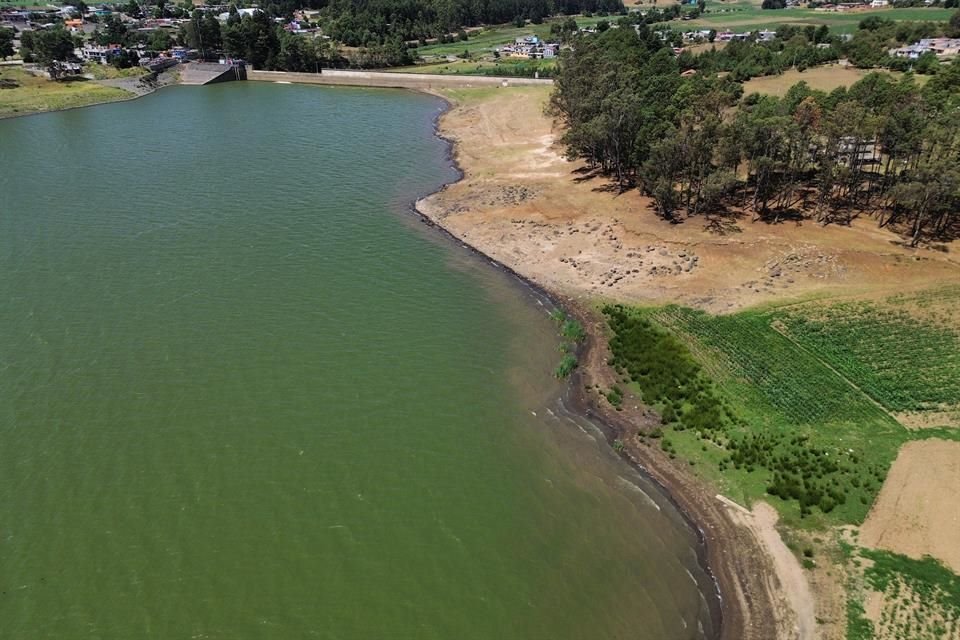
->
[
  {"left": 869, "top": 0, "right": 888, "bottom": 6},
  {"left": 498, "top": 36, "right": 558, "bottom": 60},
  {"left": 890, "top": 38, "right": 960, "bottom": 59},
  {"left": 217, "top": 7, "right": 260, "bottom": 21},
  {"left": 77, "top": 44, "right": 123, "bottom": 64}
]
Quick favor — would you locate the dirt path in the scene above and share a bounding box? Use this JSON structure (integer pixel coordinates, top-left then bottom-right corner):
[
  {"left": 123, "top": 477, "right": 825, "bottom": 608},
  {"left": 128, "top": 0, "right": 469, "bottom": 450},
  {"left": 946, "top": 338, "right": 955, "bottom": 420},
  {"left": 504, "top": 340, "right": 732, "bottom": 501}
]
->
[{"left": 721, "top": 500, "right": 817, "bottom": 640}]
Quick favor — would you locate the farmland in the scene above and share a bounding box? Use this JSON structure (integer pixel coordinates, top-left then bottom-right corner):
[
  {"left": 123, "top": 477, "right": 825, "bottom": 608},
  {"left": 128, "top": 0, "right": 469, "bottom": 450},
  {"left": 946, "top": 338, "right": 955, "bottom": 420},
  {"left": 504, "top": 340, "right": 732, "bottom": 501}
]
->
[
  {"left": 776, "top": 294, "right": 960, "bottom": 421},
  {"left": 844, "top": 544, "right": 960, "bottom": 640},
  {"left": 603, "top": 291, "right": 960, "bottom": 528},
  {"left": 675, "top": 1, "right": 957, "bottom": 34}
]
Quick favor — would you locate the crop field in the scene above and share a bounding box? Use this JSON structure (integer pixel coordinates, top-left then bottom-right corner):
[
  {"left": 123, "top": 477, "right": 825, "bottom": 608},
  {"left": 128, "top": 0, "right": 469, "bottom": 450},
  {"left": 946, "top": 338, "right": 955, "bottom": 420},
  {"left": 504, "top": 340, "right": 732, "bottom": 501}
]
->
[
  {"left": 604, "top": 293, "right": 960, "bottom": 527},
  {"left": 845, "top": 545, "right": 960, "bottom": 640},
  {"left": 675, "top": 0, "right": 956, "bottom": 33},
  {"left": 775, "top": 289, "right": 960, "bottom": 422}
]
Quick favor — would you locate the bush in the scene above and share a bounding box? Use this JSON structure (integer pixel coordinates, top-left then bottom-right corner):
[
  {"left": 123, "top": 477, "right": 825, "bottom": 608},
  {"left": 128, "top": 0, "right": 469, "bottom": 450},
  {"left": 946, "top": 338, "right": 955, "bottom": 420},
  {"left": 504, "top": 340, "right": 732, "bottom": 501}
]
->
[{"left": 555, "top": 354, "right": 578, "bottom": 378}]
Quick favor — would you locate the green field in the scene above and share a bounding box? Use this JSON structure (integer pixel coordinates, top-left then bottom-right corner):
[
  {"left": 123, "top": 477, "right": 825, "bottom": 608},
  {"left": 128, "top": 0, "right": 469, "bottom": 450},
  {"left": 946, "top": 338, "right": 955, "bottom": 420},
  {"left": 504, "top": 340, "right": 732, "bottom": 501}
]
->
[
  {"left": 0, "top": 66, "right": 132, "bottom": 118},
  {"left": 390, "top": 57, "right": 556, "bottom": 76},
  {"left": 411, "top": 16, "right": 608, "bottom": 60},
  {"left": 845, "top": 544, "right": 960, "bottom": 640},
  {"left": 680, "top": 1, "right": 956, "bottom": 33},
  {"left": 776, "top": 291, "right": 960, "bottom": 416},
  {"left": 602, "top": 294, "right": 960, "bottom": 528}
]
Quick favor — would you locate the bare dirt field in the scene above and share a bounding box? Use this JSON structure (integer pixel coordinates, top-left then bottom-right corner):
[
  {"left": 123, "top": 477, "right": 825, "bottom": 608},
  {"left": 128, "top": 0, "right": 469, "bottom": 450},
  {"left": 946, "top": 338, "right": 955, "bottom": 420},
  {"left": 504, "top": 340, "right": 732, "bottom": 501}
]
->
[
  {"left": 860, "top": 439, "right": 960, "bottom": 574},
  {"left": 743, "top": 66, "right": 927, "bottom": 97},
  {"left": 421, "top": 86, "right": 960, "bottom": 316},
  {"left": 743, "top": 65, "right": 875, "bottom": 96}
]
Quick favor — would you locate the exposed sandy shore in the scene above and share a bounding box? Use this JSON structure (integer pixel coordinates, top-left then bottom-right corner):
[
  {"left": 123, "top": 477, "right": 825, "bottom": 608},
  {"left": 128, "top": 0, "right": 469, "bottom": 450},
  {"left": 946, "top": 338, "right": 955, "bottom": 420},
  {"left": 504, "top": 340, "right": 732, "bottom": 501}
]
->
[
  {"left": 418, "top": 87, "right": 958, "bottom": 314},
  {"left": 416, "top": 85, "right": 960, "bottom": 640}
]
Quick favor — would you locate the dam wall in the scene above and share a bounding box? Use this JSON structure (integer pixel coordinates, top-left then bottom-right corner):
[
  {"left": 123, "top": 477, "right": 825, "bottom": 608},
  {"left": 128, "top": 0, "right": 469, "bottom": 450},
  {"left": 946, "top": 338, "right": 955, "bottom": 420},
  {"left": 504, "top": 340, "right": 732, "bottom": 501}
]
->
[{"left": 246, "top": 69, "right": 553, "bottom": 90}]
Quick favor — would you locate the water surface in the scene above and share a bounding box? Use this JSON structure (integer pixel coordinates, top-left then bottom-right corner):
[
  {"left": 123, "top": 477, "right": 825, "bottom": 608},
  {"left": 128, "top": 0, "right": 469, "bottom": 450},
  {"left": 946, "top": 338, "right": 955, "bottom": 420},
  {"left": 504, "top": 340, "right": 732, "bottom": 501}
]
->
[{"left": 0, "top": 83, "right": 714, "bottom": 639}]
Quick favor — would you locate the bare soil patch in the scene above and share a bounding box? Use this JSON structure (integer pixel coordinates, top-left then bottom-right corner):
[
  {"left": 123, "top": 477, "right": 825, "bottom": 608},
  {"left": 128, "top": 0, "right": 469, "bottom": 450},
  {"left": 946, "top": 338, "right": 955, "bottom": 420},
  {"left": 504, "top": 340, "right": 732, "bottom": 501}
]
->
[
  {"left": 420, "top": 86, "right": 960, "bottom": 316},
  {"left": 860, "top": 439, "right": 960, "bottom": 574},
  {"left": 720, "top": 500, "right": 817, "bottom": 640},
  {"left": 743, "top": 66, "right": 876, "bottom": 97},
  {"left": 863, "top": 578, "right": 960, "bottom": 640}
]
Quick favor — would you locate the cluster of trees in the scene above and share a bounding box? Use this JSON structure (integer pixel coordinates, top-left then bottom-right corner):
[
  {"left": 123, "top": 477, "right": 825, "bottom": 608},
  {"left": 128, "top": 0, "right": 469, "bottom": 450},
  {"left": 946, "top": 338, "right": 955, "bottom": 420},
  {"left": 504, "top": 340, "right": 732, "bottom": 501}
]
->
[
  {"left": 18, "top": 28, "right": 80, "bottom": 76},
  {"left": 761, "top": 0, "right": 788, "bottom": 9},
  {"left": 679, "top": 27, "right": 840, "bottom": 80},
  {"left": 0, "top": 28, "right": 14, "bottom": 60},
  {"left": 846, "top": 14, "right": 960, "bottom": 70},
  {"left": 728, "top": 433, "right": 884, "bottom": 517},
  {"left": 314, "top": 0, "right": 624, "bottom": 47},
  {"left": 552, "top": 26, "right": 960, "bottom": 246}
]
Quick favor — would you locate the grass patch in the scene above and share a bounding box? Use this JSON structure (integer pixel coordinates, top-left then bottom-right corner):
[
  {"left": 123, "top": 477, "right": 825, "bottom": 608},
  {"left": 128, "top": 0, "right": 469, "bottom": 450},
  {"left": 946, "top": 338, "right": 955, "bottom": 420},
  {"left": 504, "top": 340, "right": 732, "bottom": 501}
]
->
[
  {"left": 845, "top": 545, "right": 960, "bottom": 640},
  {"left": 671, "top": 3, "right": 957, "bottom": 34},
  {"left": 604, "top": 303, "right": 914, "bottom": 526},
  {"left": 390, "top": 59, "right": 556, "bottom": 77},
  {"left": 0, "top": 67, "right": 131, "bottom": 118},
  {"left": 847, "top": 596, "right": 875, "bottom": 640},
  {"left": 605, "top": 385, "right": 623, "bottom": 408},
  {"left": 83, "top": 64, "right": 147, "bottom": 81},
  {"left": 550, "top": 308, "right": 584, "bottom": 379},
  {"left": 555, "top": 353, "right": 578, "bottom": 378}
]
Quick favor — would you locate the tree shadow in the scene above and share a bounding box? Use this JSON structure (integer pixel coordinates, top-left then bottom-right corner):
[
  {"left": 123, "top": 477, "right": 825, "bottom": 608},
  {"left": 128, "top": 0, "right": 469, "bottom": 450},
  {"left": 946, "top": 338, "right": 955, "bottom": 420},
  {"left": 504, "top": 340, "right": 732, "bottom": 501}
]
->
[
  {"left": 700, "top": 205, "right": 744, "bottom": 234},
  {"left": 572, "top": 166, "right": 603, "bottom": 183},
  {"left": 592, "top": 181, "right": 634, "bottom": 195}
]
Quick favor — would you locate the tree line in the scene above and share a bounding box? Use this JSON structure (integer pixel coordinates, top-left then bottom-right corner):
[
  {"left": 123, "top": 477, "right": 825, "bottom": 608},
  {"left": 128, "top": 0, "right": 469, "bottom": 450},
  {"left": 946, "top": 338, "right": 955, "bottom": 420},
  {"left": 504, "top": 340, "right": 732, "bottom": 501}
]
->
[
  {"left": 309, "top": 0, "right": 624, "bottom": 47},
  {"left": 551, "top": 26, "right": 960, "bottom": 246}
]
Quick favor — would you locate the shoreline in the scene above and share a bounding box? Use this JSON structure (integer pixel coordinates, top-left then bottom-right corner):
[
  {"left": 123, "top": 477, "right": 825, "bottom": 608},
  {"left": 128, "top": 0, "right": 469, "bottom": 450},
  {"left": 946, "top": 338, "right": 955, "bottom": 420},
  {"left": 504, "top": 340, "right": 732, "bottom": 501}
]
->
[
  {"left": 5, "top": 77, "right": 788, "bottom": 637},
  {"left": 0, "top": 69, "right": 178, "bottom": 121},
  {"left": 411, "top": 90, "right": 779, "bottom": 640}
]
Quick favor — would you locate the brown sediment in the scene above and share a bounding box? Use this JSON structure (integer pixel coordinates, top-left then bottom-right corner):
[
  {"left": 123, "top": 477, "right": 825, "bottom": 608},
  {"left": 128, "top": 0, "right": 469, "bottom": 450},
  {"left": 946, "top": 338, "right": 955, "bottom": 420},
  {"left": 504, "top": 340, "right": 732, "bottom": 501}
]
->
[{"left": 860, "top": 439, "right": 960, "bottom": 574}]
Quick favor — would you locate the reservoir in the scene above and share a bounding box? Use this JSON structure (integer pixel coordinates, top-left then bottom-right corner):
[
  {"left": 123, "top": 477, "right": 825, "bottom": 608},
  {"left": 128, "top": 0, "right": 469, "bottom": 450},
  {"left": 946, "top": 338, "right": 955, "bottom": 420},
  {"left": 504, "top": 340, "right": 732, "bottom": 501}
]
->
[{"left": 0, "top": 83, "right": 715, "bottom": 639}]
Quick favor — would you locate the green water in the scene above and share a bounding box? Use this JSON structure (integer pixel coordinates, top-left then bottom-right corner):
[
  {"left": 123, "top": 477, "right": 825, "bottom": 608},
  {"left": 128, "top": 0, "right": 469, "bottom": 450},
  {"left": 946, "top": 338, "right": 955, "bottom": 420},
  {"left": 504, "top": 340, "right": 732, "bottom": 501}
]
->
[{"left": 0, "top": 83, "right": 715, "bottom": 639}]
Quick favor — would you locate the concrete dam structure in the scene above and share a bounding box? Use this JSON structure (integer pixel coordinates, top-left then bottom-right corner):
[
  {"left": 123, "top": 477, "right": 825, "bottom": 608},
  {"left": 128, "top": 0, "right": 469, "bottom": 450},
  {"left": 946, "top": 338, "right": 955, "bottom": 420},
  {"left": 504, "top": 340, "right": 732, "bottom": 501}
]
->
[
  {"left": 180, "top": 62, "right": 247, "bottom": 86},
  {"left": 246, "top": 69, "right": 554, "bottom": 90}
]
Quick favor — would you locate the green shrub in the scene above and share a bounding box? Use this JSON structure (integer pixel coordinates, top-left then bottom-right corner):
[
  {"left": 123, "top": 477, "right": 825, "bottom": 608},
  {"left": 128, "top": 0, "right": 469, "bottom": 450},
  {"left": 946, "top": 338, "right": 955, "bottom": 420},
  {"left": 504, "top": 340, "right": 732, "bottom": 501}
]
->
[{"left": 555, "top": 354, "right": 578, "bottom": 379}]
